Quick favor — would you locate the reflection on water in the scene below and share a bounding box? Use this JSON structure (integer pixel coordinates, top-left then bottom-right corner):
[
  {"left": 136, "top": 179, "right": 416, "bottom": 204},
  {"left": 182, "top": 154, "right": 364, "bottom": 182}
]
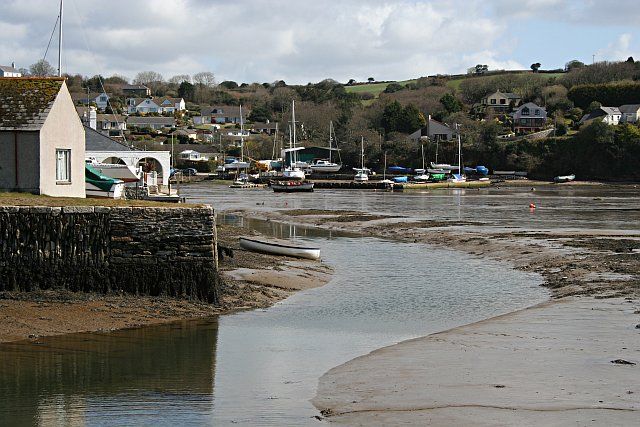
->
[
  {"left": 0, "top": 319, "right": 219, "bottom": 426},
  {"left": 5, "top": 184, "right": 630, "bottom": 425}
]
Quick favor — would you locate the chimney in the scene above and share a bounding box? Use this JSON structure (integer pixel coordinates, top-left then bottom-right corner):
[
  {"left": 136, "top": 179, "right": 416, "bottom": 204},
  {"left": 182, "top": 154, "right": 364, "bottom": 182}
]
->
[
  {"left": 89, "top": 106, "right": 97, "bottom": 130},
  {"left": 11, "top": 62, "right": 15, "bottom": 69}
]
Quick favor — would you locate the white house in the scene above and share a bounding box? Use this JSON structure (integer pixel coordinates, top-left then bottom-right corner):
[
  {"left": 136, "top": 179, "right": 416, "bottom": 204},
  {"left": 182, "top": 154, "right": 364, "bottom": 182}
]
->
[
  {"left": 72, "top": 92, "right": 110, "bottom": 111},
  {"left": 619, "top": 104, "right": 640, "bottom": 123},
  {"left": 579, "top": 107, "right": 622, "bottom": 126},
  {"left": 0, "top": 63, "right": 22, "bottom": 77},
  {"left": 195, "top": 106, "right": 246, "bottom": 125},
  {"left": 127, "top": 97, "right": 185, "bottom": 114},
  {"left": 481, "top": 90, "right": 522, "bottom": 114},
  {"left": 0, "top": 77, "right": 86, "bottom": 197},
  {"left": 96, "top": 114, "right": 127, "bottom": 137},
  {"left": 179, "top": 150, "right": 208, "bottom": 161}
]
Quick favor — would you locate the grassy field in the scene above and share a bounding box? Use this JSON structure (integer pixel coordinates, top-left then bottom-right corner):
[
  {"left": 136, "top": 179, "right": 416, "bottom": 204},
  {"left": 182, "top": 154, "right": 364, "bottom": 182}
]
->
[
  {"left": 0, "top": 192, "right": 200, "bottom": 207},
  {"left": 345, "top": 79, "right": 416, "bottom": 98},
  {"left": 446, "top": 72, "right": 566, "bottom": 91}
]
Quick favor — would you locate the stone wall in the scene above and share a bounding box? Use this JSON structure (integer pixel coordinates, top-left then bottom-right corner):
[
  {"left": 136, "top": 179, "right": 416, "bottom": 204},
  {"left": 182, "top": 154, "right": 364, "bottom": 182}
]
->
[{"left": 0, "top": 206, "right": 219, "bottom": 303}]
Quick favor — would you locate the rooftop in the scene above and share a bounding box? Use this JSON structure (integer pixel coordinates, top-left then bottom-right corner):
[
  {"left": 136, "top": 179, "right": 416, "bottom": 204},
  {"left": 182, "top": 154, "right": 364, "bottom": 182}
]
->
[{"left": 0, "top": 77, "right": 64, "bottom": 130}]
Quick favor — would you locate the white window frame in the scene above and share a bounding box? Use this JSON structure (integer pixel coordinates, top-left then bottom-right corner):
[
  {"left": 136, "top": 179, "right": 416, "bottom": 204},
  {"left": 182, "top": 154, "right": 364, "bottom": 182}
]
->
[{"left": 56, "top": 149, "right": 71, "bottom": 183}]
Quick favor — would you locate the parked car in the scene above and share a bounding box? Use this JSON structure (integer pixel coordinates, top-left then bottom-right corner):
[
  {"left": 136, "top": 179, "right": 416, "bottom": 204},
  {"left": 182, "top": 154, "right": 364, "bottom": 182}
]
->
[{"left": 183, "top": 168, "right": 198, "bottom": 176}]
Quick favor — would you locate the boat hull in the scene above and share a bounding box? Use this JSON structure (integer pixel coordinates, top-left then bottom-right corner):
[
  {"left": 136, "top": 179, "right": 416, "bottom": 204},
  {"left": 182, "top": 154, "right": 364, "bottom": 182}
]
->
[
  {"left": 310, "top": 163, "right": 341, "bottom": 173},
  {"left": 239, "top": 237, "right": 321, "bottom": 260},
  {"left": 86, "top": 182, "right": 125, "bottom": 199},
  {"left": 554, "top": 174, "right": 575, "bottom": 183},
  {"left": 271, "top": 180, "right": 314, "bottom": 192}
]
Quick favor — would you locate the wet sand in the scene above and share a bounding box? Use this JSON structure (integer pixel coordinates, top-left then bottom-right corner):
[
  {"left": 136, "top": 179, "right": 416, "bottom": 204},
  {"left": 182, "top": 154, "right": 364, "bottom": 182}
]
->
[
  {"left": 226, "top": 203, "right": 640, "bottom": 424},
  {"left": 0, "top": 223, "right": 332, "bottom": 343}
]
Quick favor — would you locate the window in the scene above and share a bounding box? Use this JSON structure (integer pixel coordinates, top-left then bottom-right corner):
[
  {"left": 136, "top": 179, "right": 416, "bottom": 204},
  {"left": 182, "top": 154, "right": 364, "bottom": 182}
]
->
[
  {"left": 500, "top": 99, "right": 506, "bottom": 105},
  {"left": 56, "top": 149, "right": 71, "bottom": 183},
  {"left": 100, "top": 96, "right": 107, "bottom": 102},
  {"left": 490, "top": 99, "right": 496, "bottom": 105},
  {"left": 522, "top": 107, "right": 530, "bottom": 116},
  {"left": 535, "top": 109, "right": 540, "bottom": 115}
]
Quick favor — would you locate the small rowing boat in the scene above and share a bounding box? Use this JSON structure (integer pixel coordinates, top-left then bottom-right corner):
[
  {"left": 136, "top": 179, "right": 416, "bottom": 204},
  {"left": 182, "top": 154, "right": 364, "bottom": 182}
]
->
[
  {"left": 554, "top": 174, "right": 575, "bottom": 183},
  {"left": 271, "top": 180, "right": 314, "bottom": 192},
  {"left": 239, "top": 237, "right": 321, "bottom": 260}
]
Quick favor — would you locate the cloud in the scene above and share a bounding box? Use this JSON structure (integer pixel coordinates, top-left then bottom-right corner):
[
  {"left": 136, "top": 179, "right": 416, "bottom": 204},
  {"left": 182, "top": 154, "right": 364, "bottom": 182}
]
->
[
  {"left": 0, "top": 0, "right": 637, "bottom": 83},
  {"left": 597, "top": 33, "right": 638, "bottom": 62}
]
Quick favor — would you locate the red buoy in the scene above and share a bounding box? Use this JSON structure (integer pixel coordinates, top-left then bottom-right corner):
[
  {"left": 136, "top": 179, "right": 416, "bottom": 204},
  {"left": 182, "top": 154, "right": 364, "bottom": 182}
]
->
[{"left": 529, "top": 203, "right": 536, "bottom": 209}]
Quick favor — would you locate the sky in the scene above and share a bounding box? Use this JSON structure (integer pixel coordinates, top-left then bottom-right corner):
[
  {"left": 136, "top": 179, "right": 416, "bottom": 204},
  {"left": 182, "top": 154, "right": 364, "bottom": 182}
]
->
[{"left": 1, "top": 0, "right": 639, "bottom": 84}]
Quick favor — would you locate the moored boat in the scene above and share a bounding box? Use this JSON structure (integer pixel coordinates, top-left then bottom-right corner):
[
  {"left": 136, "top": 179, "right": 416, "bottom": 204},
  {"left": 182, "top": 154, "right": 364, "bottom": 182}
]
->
[
  {"left": 85, "top": 164, "right": 125, "bottom": 199},
  {"left": 239, "top": 237, "right": 321, "bottom": 260},
  {"left": 271, "top": 180, "right": 314, "bottom": 192},
  {"left": 554, "top": 174, "right": 575, "bottom": 183}
]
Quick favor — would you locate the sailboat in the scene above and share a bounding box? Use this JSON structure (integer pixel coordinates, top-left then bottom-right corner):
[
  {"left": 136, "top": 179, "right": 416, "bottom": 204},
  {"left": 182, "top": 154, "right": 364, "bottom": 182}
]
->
[
  {"left": 414, "top": 144, "right": 430, "bottom": 182},
  {"left": 380, "top": 152, "right": 394, "bottom": 186},
  {"left": 310, "top": 121, "right": 342, "bottom": 173},
  {"left": 354, "top": 137, "right": 369, "bottom": 182},
  {"left": 282, "top": 100, "right": 306, "bottom": 180},
  {"left": 448, "top": 124, "right": 467, "bottom": 183},
  {"left": 231, "top": 105, "right": 251, "bottom": 186}
]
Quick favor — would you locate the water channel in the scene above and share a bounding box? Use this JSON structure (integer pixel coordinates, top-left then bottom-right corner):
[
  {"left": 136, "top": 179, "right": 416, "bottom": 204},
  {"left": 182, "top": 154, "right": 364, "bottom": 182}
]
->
[{"left": 3, "top": 184, "right": 638, "bottom": 425}]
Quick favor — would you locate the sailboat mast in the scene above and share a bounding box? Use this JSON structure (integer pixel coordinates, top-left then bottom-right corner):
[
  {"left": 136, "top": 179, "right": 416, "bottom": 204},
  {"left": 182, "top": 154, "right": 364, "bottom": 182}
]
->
[
  {"left": 457, "top": 123, "right": 462, "bottom": 174},
  {"left": 421, "top": 143, "right": 425, "bottom": 170},
  {"left": 239, "top": 104, "right": 244, "bottom": 162},
  {"left": 329, "top": 121, "right": 333, "bottom": 163},
  {"left": 58, "top": 0, "right": 63, "bottom": 77},
  {"left": 361, "top": 137, "right": 364, "bottom": 170},
  {"left": 292, "top": 100, "right": 297, "bottom": 166}
]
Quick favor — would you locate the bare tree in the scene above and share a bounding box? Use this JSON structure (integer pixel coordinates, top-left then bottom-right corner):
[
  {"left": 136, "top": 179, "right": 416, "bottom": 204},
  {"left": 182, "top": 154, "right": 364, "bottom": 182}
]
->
[
  {"left": 29, "top": 59, "right": 56, "bottom": 76},
  {"left": 133, "top": 71, "right": 164, "bottom": 85},
  {"left": 169, "top": 74, "right": 191, "bottom": 84},
  {"left": 193, "top": 71, "right": 216, "bottom": 87}
]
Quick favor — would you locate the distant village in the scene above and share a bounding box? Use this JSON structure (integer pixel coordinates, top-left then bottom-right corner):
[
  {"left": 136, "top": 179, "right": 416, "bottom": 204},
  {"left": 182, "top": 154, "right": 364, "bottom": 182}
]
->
[{"left": 1, "top": 56, "right": 640, "bottom": 200}]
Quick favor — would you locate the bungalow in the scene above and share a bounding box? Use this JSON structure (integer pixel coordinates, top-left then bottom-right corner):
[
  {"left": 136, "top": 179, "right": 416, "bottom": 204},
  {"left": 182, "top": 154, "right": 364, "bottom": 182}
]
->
[
  {"left": 409, "top": 115, "right": 456, "bottom": 142},
  {"left": 579, "top": 107, "right": 621, "bottom": 126},
  {"left": 71, "top": 91, "right": 110, "bottom": 111},
  {"left": 121, "top": 83, "right": 151, "bottom": 97},
  {"left": 96, "top": 114, "right": 127, "bottom": 137},
  {"left": 127, "top": 116, "right": 175, "bottom": 131},
  {"left": 619, "top": 104, "right": 640, "bottom": 123},
  {"left": 171, "top": 128, "right": 197, "bottom": 140},
  {"left": 0, "top": 77, "right": 85, "bottom": 197},
  {"left": 481, "top": 90, "right": 521, "bottom": 114},
  {"left": 194, "top": 106, "right": 247, "bottom": 125},
  {"left": 179, "top": 149, "right": 208, "bottom": 162},
  {"left": 511, "top": 102, "right": 547, "bottom": 134},
  {"left": 127, "top": 97, "right": 185, "bottom": 114},
  {"left": 0, "top": 63, "right": 22, "bottom": 78},
  {"left": 252, "top": 121, "right": 278, "bottom": 135}
]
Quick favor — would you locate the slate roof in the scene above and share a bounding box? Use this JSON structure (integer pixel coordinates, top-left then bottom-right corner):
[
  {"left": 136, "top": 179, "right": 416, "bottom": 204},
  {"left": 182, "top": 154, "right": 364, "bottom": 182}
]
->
[
  {"left": 96, "top": 113, "right": 126, "bottom": 123},
  {"left": 201, "top": 105, "right": 245, "bottom": 117},
  {"left": 0, "top": 65, "right": 20, "bottom": 73},
  {"left": 126, "top": 116, "right": 175, "bottom": 126},
  {"left": 84, "top": 125, "right": 131, "bottom": 151},
  {"left": 618, "top": 105, "right": 640, "bottom": 114},
  {"left": 579, "top": 107, "right": 622, "bottom": 124},
  {"left": 0, "top": 77, "right": 64, "bottom": 131},
  {"left": 122, "top": 84, "right": 149, "bottom": 91}
]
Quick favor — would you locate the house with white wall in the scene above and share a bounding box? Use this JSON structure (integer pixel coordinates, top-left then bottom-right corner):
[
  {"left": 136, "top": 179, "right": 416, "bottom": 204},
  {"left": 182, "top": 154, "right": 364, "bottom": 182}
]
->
[
  {"left": 0, "top": 77, "right": 86, "bottom": 197},
  {"left": 127, "top": 97, "right": 185, "bottom": 114},
  {"left": 579, "top": 107, "right": 622, "bottom": 126},
  {"left": 72, "top": 91, "right": 110, "bottom": 111},
  {"left": 0, "top": 63, "right": 22, "bottom": 77},
  {"left": 619, "top": 104, "right": 640, "bottom": 123}
]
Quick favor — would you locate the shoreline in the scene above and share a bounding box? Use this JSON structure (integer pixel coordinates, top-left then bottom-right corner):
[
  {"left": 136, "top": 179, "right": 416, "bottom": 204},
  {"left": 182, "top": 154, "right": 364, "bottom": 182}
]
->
[
  {"left": 220, "top": 205, "right": 639, "bottom": 423},
  {"left": 0, "top": 223, "right": 333, "bottom": 344}
]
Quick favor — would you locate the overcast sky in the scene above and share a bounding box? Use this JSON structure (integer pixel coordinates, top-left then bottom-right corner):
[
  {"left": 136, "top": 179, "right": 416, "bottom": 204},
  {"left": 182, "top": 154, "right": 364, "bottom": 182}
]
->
[{"left": 1, "top": 0, "right": 639, "bottom": 84}]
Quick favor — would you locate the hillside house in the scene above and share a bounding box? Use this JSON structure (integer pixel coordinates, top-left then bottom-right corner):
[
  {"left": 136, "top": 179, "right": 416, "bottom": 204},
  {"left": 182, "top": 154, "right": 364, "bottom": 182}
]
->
[
  {"left": 121, "top": 83, "right": 151, "bottom": 96},
  {"left": 0, "top": 63, "right": 22, "bottom": 77},
  {"left": 194, "top": 106, "right": 247, "bottom": 125},
  {"left": 127, "top": 97, "right": 185, "bottom": 114},
  {"left": 481, "top": 91, "right": 521, "bottom": 114},
  {"left": 179, "top": 149, "right": 208, "bottom": 162},
  {"left": 96, "top": 114, "right": 127, "bottom": 137},
  {"left": 409, "top": 115, "right": 456, "bottom": 142},
  {"left": 511, "top": 102, "right": 547, "bottom": 134},
  {"left": 72, "top": 91, "right": 110, "bottom": 111},
  {"left": 252, "top": 121, "right": 278, "bottom": 135},
  {"left": 0, "top": 78, "right": 85, "bottom": 197},
  {"left": 619, "top": 104, "right": 640, "bottom": 123},
  {"left": 127, "top": 116, "right": 175, "bottom": 131},
  {"left": 579, "top": 107, "right": 621, "bottom": 126}
]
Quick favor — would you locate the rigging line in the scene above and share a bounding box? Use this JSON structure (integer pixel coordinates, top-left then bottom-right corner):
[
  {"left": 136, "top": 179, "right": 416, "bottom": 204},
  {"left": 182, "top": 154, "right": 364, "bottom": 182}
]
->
[
  {"left": 43, "top": 15, "right": 60, "bottom": 63},
  {"left": 70, "top": 0, "right": 128, "bottom": 145}
]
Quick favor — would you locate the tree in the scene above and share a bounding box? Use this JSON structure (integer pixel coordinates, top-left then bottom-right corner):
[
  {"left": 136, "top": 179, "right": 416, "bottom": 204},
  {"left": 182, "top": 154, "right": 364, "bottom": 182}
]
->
[
  {"left": 383, "top": 83, "right": 404, "bottom": 94},
  {"left": 178, "top": 81, "right": 195, "bottom": 102},
  {"left": 368, "top": 77, "right": 375, "bottom": 83},
  {"left": 627, "top": 56, "right": 635, "bottom": 63},
  {"left": 29, "top": 59, "right": 55, "bottom": 76},
  {"left": 105, "top": 75, "right": 128, "bottom": 85},
  {"left": 439, "top": 93, "right": 462, "bottom": 114},
  {"left": 133, "top": 71, "right": 164, "bottom": 85},
  {"left": 347, "top": 79, "right": 356, "bottom": 85},
  {"left": 530, "top": 63, "right": 541, "bottom": 73},
  {"left": 565, "top": 60, "right": 585, "bottom": 71},
  {"left": 588, "top": 101, "right": 602, "bottom": 111},
  {"left": 219, "top": 80, "right": 238, "bottom": 89},
  {"left": 169, "top": 74, "right": 191, "bottom": 84},
  {"left": 474, "top": 64, "right": 489, "bottom": 75},
  {"left": 248, "top": 103, "right": 272, "bottom": 122},
  {"left": 193, "top": 71, "right": 216, "bottom": 87}
]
